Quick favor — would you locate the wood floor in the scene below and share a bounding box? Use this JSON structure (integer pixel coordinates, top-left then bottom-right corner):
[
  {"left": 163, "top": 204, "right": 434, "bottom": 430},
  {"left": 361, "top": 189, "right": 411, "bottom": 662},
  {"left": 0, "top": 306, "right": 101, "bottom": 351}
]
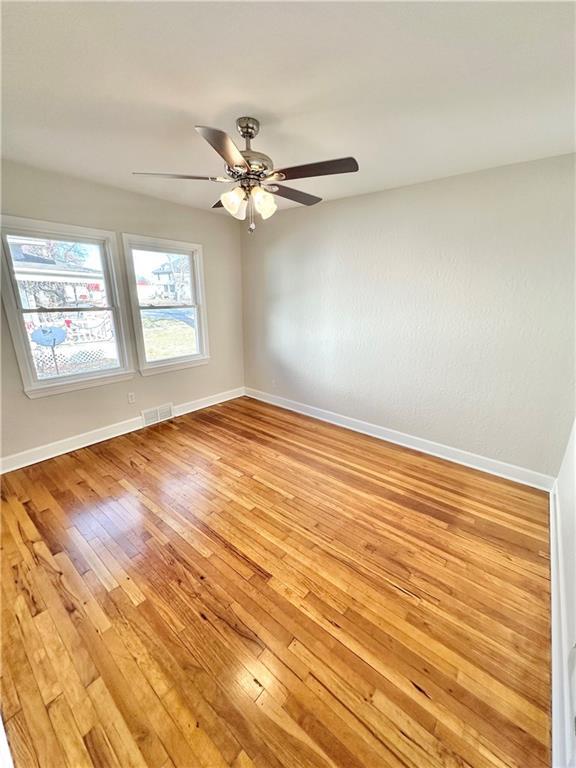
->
[{"left": 1, "top": 396, "right": 550, "bottom": 768}]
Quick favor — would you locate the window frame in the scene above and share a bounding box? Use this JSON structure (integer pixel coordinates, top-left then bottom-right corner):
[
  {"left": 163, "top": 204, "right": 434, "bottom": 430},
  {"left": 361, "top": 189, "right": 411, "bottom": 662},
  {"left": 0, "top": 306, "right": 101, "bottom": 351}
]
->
[
  {"left": 122, "top": 233, "right": 209, "bottom": 376},
  {"left": 1, "top": 215, "right": 134, "bottom": 398}
]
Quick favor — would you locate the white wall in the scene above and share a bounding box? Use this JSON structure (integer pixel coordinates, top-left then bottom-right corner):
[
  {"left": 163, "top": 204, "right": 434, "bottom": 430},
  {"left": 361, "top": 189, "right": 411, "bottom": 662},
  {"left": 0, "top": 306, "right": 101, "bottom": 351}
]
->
[
  {"left": 242, "top": 155, "right": 575, "bottom": 476},
  {"left": 553, "top": 419, "right": 576, "bottom": 767},
  {"left": 1, "top": 161, "right": 244, "bottom": 458}
]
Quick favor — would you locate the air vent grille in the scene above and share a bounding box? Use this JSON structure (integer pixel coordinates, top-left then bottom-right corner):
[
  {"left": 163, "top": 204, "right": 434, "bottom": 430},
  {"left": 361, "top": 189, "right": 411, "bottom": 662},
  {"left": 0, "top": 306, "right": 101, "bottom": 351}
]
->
[
  {"left": 158, "top": 403, "right": 174, "bottom": 421},
  {"left": 141, "top": 403, "right": 174, "bottom": 427}
]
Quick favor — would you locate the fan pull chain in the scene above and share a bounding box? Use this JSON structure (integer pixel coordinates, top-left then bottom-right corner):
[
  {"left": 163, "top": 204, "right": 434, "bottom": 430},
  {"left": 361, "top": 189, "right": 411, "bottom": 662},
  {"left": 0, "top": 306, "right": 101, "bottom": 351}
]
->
[{"left": 248, "top": 194, "right": 256, "bottom": 233}]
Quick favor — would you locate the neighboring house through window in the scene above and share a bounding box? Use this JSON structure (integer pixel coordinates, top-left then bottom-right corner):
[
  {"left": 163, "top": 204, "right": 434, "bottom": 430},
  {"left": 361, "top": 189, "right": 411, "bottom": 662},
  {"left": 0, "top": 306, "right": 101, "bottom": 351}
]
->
[
  {"left": 122, "top": 233, "right": 209, "bottom": 375},
  {"left": 1, "top": 216, "right": 133, "bottom": 398},
  {"left": 1, "top": 219, "right": 209, "bottom": 396}
]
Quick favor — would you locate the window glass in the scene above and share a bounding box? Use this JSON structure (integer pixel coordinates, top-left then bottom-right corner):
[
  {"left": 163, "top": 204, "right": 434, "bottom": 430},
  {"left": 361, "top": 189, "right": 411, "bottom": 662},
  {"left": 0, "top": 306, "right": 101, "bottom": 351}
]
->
[
  {"left": 7, "top": 234, "right": 109, "bottom": 309},
  {"left": 131, "top": 249, "right": 193, "bottom": 307},
  {"left": 126, "top": 240, "right": 205, "bottom": 369},
  {"left": 23, "top": 310, "right": 121, "bottom": 379},
  {"left": 2, "top": 226, "right": 127, "bottom": 393},
  {"left": 140, "top": 307, "right": 198, "bottom": 362}
]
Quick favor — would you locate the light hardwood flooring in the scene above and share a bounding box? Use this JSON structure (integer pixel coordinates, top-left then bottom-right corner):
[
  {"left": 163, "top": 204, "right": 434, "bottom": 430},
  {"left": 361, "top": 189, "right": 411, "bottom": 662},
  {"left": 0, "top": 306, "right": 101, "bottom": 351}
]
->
[{"left": 1, "top": 396, "right": 550, "bottom": 768}]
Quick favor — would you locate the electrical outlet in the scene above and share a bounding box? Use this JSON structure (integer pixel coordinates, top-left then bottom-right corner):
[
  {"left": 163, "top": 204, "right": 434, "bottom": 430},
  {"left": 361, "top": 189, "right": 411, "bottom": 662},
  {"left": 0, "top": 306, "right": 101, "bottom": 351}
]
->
[{"left": 128, "top": 392, "right": 136, "bottom": 404}]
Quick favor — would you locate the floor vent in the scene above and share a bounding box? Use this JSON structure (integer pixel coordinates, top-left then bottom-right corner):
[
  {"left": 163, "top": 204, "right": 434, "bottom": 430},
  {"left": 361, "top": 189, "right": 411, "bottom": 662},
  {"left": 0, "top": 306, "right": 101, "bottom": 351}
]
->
[{"left": 142, "top": 403, "right": 174, "bottom": 426}]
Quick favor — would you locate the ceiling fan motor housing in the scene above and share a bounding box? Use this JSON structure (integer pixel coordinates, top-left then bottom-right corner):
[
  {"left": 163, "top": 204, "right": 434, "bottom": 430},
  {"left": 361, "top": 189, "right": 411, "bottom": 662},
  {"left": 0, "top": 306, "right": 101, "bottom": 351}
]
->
[
  {"left": 241, "top": 150, "right": 274, "bottom": 175},
  {"left": 231, "top": 117, "right": 275, "bottom": 177}
]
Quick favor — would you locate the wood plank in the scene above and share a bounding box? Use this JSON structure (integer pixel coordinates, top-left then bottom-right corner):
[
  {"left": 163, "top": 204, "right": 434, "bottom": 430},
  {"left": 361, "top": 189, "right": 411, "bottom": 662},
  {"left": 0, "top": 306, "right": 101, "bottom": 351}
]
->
[
  {"left": 4, "top": 711, "right": 40, "bottom": 768},
  {"left": 47, "top": 694, "right": 94, "bottom": 768}
]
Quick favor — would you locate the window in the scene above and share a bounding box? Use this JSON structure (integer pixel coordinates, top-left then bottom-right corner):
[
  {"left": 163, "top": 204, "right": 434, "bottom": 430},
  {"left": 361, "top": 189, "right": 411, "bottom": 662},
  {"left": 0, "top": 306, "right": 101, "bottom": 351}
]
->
[
  {"left": 1, "top": 217, "right": 133, "bottom": 398},
  {"left": 123, "top": 234, "right": 209, "bottom": 375}
]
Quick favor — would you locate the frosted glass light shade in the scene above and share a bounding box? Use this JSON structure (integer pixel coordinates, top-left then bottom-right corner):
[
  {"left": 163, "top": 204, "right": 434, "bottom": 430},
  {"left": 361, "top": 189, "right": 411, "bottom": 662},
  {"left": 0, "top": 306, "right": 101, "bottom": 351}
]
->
[
  {"left": 220, "top": 187, "right": 247, "bottom": 219},
  {"left": 251, "top": 186, "right": 277, "bottom": 220}
]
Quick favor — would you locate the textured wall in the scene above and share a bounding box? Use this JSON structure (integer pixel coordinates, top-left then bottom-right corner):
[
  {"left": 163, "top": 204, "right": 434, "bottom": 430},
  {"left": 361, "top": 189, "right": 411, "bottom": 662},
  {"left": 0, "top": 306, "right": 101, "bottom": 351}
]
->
[
  {"left": 242, "top": 155, "right": 575, "bottom": 475},
  {"left": 1, "top": 161, "right": 244, "bottom": 457}
]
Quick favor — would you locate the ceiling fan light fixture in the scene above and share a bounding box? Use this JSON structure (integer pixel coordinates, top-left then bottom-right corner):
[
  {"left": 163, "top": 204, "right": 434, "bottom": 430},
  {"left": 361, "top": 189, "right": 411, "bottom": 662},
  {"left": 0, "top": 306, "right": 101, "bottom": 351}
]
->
[
  {"left": 252, "top": 186, "right": 277, "bottom": 220},
  {"left": 220, "top": 186, "right": 247, "bottom": 219},
  {"left": 135, "top": 116, "right": 359, "bottom": 229}
]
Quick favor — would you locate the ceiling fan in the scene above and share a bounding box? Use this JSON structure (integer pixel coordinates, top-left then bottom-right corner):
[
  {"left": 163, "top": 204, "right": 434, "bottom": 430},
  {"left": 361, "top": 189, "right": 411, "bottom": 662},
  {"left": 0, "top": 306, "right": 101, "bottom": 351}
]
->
[{"left": 134, "top": 116, "right": 359, "bottom": 232}]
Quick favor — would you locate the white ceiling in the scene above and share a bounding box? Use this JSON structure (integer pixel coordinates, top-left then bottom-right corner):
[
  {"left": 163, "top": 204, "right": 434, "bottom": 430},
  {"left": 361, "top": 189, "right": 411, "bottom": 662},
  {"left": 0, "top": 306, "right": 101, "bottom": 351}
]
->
[{"left": 2, "top": 2, "right": 574, "bottom": 213}]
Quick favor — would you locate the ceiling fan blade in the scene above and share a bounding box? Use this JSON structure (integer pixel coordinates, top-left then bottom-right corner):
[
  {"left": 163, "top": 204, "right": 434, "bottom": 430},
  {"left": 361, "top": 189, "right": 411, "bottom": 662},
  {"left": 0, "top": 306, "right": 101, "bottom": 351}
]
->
[
  {"left": 133, "top": 172, "right": 232, "bottom": 182},
  {"left": 274, "top": 157, "right": 358, "bottom": 181},
  {"left": 272, "top": 185, "right": 322, "bottom": 206},
  {"left": 195, "top": 126, "right": 249, "bottom": 171},
  {"left": 212, "top": 200, "right": 224, "bottom": 208}
]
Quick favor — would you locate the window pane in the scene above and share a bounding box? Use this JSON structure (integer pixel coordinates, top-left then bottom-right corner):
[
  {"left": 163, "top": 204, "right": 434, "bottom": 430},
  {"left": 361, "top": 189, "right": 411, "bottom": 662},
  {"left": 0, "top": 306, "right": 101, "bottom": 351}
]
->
[
  {"left": 141, "top": 307, "right": 198, "bottom": 362},
  {"left": 131, "top": 249, "right": 193, "bottom": 306},
  {"left": 24, "top": 311, "right": 121, "bottom": 379},
  {"left": 6, "top": 235, "right": 109, "bottom": 310}
]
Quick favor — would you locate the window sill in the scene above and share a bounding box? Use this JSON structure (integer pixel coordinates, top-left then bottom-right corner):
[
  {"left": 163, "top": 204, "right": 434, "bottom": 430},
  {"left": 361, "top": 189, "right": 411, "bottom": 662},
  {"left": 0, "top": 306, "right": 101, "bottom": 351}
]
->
[
  {"left": 139, "top": 355, "right": 210, "bottom": 377},
  {"left": 25, "top": 370, "right": 135, "bottom": 399},
  {"left": 22, "top": 355, "right": 209, "bottom": 396}
]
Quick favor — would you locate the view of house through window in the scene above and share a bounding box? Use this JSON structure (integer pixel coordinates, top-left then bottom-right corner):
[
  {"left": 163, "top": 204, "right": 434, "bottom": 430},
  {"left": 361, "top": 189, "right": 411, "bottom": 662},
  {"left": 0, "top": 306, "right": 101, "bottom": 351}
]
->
[
  {"left": 130, "top": 248, "right": 199, "bottom": 363},
  {"left": 2, "top": 225, "right": 207, "bottom": 393},
  {"left": 5, "top": 234, "right": 122, "bottom": 379}
]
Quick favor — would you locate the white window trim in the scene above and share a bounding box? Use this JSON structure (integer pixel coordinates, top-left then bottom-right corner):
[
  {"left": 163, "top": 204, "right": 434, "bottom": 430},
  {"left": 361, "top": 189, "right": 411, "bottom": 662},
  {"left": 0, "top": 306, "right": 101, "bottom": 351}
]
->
[
  {"left": 1, "top": 215, "right": 135, "bottom": 398},
  {"left": 122, "top": 233, "right": 210, "bottom": 376}
]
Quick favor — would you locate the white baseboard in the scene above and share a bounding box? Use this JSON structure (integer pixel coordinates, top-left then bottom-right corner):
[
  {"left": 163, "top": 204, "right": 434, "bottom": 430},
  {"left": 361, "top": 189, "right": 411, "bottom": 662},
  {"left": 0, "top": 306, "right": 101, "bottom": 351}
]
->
[
  {"left": 245, "top": 388, "right": 555, "bottom": 491},
  {"left": 172, "top": 388, "right": 245, "bottom": 418},
  {"left": 551, "top": 483, "right": 571, "bottom": 767},
  {"left": 2, "top": 384, "right": 556, "bottom": 492},
  {"left": 0, "top": 387, "right": 245, "bottom": 474}
]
